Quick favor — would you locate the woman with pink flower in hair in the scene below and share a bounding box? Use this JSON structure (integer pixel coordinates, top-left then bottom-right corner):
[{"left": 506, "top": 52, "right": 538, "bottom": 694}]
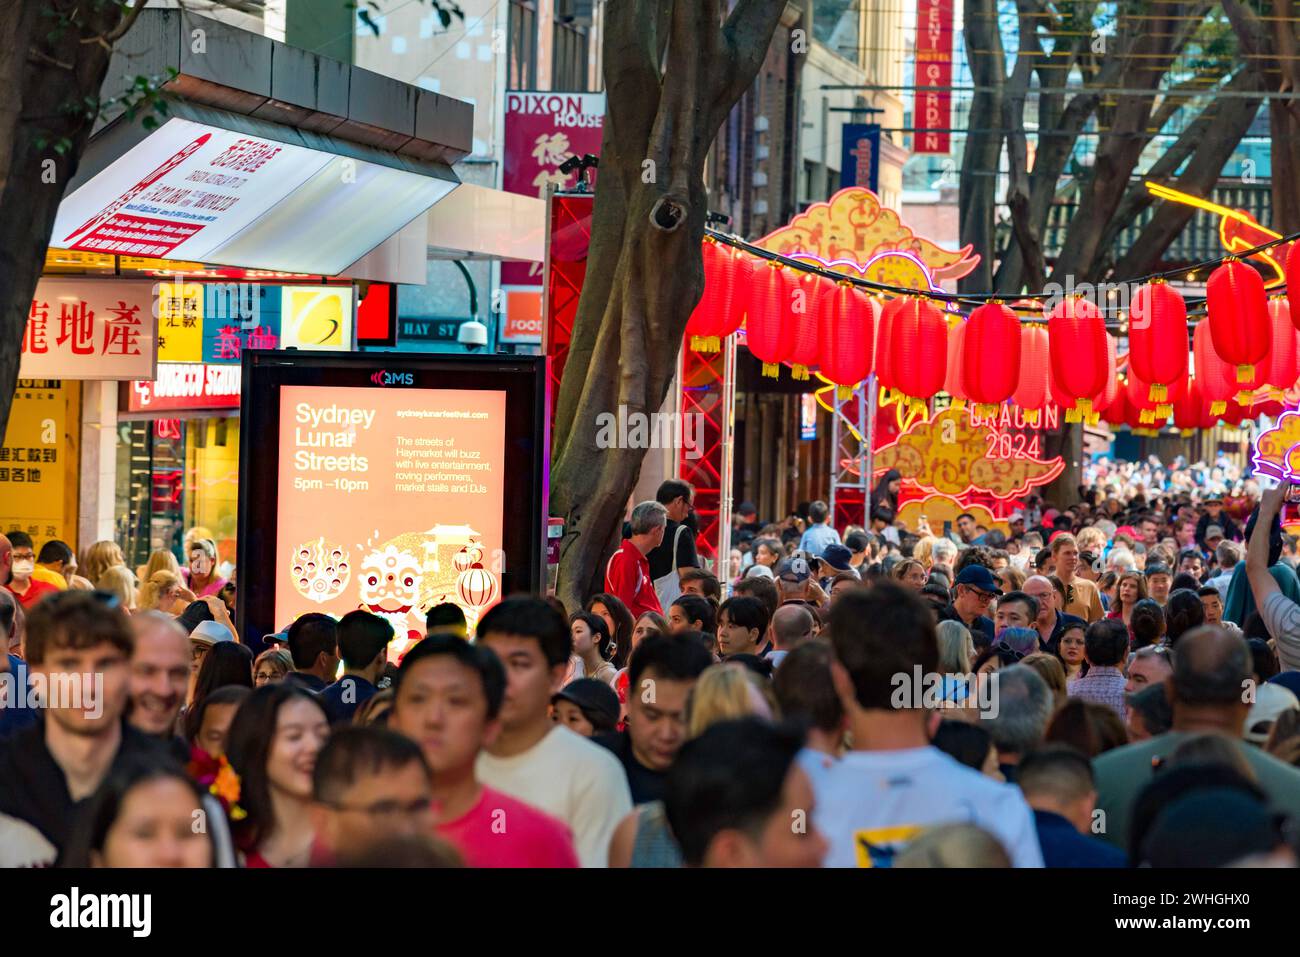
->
[{"left": 223, "top": 684, "right": 330, "bottom": 867}]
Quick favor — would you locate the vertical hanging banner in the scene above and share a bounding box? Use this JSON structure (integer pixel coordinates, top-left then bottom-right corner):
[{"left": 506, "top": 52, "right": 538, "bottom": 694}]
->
[
  {"left": 840, "top": 124, "right": 882, "bottom": 191},
  {"left": 913, "top": 0, "right": 954, "bottom": 154}
]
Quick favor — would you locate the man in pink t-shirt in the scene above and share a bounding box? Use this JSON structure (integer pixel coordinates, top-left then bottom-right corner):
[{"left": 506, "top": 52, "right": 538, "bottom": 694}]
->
[{"left": 389, "top": 633, "right": 578, "bottom": 868}]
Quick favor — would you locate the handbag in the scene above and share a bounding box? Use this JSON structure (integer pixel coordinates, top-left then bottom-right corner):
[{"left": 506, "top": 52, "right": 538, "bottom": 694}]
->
[{"left": 653, "top": 524, "right": 689, "bottom": 610}]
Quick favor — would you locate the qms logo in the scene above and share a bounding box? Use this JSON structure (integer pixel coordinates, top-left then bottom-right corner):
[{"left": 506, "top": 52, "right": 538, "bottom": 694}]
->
[{"left": 370, "top": 370, "right": 414, "bottom": 386}]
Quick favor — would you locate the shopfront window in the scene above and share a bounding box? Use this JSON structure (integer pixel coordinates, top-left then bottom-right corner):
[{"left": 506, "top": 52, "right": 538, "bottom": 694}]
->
[{"left": 116, "top": 417, "right": 240, "bottom": 576}]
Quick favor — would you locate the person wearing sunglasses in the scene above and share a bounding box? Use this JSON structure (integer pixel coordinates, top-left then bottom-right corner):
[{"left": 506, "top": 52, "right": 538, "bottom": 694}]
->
[{"left": 937, "top": 565, "right": 1001, "bottom": 651}]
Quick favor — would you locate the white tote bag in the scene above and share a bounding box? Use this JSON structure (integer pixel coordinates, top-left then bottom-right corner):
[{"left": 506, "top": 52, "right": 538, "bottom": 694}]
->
[{"left": 653, "top": 524, "right": 689, "bottom": 610}]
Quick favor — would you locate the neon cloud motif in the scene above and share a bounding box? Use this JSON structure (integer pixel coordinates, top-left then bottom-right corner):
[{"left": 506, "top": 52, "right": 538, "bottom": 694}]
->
[{"left": 1251, "top": 408, "right": 1300, "bottom": 482}]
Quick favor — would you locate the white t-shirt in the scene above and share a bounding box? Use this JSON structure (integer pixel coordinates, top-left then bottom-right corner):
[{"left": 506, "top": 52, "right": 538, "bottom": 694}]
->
[
  {"left": 0, "top": 812, "right": 55, "bottom": 867},
  {"left": 477, "top": 725, "right": 632, "bottom": 868},
  {"left": 801, "top": 745, "right": 1044, "bottom": 868}
]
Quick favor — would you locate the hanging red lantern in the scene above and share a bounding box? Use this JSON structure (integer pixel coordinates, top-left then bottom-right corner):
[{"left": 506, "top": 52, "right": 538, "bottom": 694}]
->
[
  {"left": 1094, "top": 334, "right": 1120, "bottom": 414},
  {"left": 944, "top": 317, "right": 968, "bottom": 403},
  {"left": 876, "top": 297, "right": 905, "bottom": 391},
  {"left": 1014, "top": 323, "right": 1050, "bottom": 425},
  {"left": 1126, "top": 363, "right": 1184, "bottom": 424},
  {"left": 1206, "top": 259, "right": 1270, "bottom": 381},
  {"left": 1128, "top": 281, "right": 1188, "bottom": 402},
  {"left": 1172, "top": 377, "right": 1212, "bottom": 433},
  {"left": 1287, "top": 242, "right": 1300, "bottom": 331},
  {"left": 962, "top": 302, "right": 1021, "bottom": 413},
  {"left": 745, "top": 261, "right": 795, "bottom": 377},
  {"left": 818, "top": 281, "right": 875, "bottom": 396},
  {"left": 1048, "top": 296, "right": 1108, "bottom": 420},
  {"left": 1102, "top": 380, "right": 1131, "bottom": 427},
  {"left": 1265, "top": 298, "right": 1300, "bottom": 391},
  {"left": 889, "top": 297, "right": 947, "bottom": 412},
  {"left": 685, "top": 239, "right": 735, "bottom": 352},
  {"left": 787, "top": 271, "right": 824, "bottom": 380},
  {"left": 1193, "top": 320, "right": 1235, "bottom": 416}
]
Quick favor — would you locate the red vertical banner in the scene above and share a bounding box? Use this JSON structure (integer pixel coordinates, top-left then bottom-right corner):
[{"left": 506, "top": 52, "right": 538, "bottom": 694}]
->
[
  {"left": 913, "top": 0, "right": 954, "bottom": 154},
  {"left": 544, "top": 192, "right": 595, "bottom": 437}
]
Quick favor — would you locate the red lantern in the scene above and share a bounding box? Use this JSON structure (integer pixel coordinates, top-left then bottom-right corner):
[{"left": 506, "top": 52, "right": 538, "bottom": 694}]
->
[
  {"left": 1265, "top": 298, "right": 1300, "bottom": 391},
  {"left": 1102, "top": 380, "right": 1131, "bottom": 427},
  {"left": 889, "top": 298, "right": 947, "bottom": 407},
  {"left": 818, "top": 282, "right": 876, "bottom": 394},
  {"left": 685, "top": 239, "right": 735, "bottom": 352},
  {"left": 1094, "top": 333, "right": 1120, "bottom": 414},
  {"left": 1287, "top": 241, "right": 1300, "bottom": 331},
  {"left": 944, "top": 318, "right": 967, "bottom": 402},
  {"left": 876, "top": 297, "right": 905, "bottom": 390},
  {"left": 787, "top": 271, "right": 824, "bottom": 379},
  {"left": 962, "top": 303, "right": 1021, "bottom": 412},
  {"left": 1128, "top": 281, "right": 1187, "bottom": 401},
  {"left": 1126, "top": 363, "right": 1184, "bottom": 424},
  {"left": 1206, "top": 259, "right": 1270, "bottom": 381},
  {"left": 1048, "top": 296, "right": 1108, "bottom": 419},
  {"left": 1014, "top": 324, "right": 1050, "bottom": 424},
  {"left": 1193, "top": 320, "right": 1235, "bottom": 416},
  {"left": 746, "top": 261, "right": 795, "bottom": 377},
  {"left": 1172, "top": 377, "right": 1213, "bottom": 432}
]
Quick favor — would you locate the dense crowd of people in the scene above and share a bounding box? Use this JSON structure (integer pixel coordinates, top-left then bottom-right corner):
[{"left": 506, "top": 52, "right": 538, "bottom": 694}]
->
[{"left": 3, "top": 460, "right": 1300, "bottom": 868}]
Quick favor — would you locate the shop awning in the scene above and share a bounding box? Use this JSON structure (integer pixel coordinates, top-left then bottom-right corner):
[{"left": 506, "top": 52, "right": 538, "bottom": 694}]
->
[{"left": 53, "top": 8, "right": 473, "bottom": 281}]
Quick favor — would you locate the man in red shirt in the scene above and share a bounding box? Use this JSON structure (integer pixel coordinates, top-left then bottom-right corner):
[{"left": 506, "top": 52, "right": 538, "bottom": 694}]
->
[
  {"left": 388, "top": 633, "right": 578, "bottom": 868},
  {"left": 604, "top": 501, "right": 667, "bottom": 619},
  {"left": 1, "top": 532, "right": 59, "bottom": 610}
]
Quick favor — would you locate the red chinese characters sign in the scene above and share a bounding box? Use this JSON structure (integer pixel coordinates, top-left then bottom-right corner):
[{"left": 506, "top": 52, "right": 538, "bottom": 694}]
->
[
  {"left": 20, "top": 280, "right": 157, "bottom": 380},
  {"left": 913, "top": 0, "right": 954, "bottom": 154}
]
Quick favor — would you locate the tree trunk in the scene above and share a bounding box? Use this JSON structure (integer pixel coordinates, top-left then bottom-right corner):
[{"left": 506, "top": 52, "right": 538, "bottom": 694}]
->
[
  {"left": 958, "top": 0, "right": 1004, "bottom": 293},
  {"left": 0, "top": 2, "right": 134, "bottom": 443},
  {"left": 550, "top": 0, "right": 788, "bottom": 611}
]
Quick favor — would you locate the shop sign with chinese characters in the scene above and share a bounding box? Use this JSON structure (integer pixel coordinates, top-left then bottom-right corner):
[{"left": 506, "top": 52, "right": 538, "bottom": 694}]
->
[
  {"left": 0, "top": 380, "right": 74, "bottom": 548},
  {"left": 19, "top": 279, "right": 157, "bottom": 380}
]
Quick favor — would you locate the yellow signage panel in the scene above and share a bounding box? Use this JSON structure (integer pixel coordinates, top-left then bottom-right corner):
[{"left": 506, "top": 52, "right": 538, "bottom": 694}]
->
[
  {"left": 0, "top": 380, "right": 75, "bottom": 549},
  {"left": 155, "top": 280, "right": 205, "bottom": 362}
]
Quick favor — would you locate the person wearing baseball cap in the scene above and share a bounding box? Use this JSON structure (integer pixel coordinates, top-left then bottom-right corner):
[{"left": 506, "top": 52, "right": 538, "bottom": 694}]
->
[
  {"left": 552, "top": 678, "right": 621, "bottom": 738},
  {"left": 774, "top": 555, "right": 824, "bottom": 607},
  {"left": 1196, "top": 494, "right": 1240, "bottom": 548},
  {"left": 936, "top": 565, "right": 1000, "bottom": 648}
]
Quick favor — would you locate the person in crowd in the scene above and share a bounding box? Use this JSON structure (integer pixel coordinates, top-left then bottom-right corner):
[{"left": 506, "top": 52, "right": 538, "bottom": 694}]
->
[
  {"left": 309, "top": 726, "right": 442, "bottom": 866},
  {"left": 586, "top": 593, "right": 635, "bottom": 671},
  {"left": 1125, "top": 644, "right": 1173, "bottom": 695},
  {"left": 844, "top": 531, "right": 871, "bottom": 575},
  {"left": 798, "top": 500, "right": 841, "bottom": 556},
  {"left": 426, "top": 601, "right": 468, "bottom": 638},
  {"left": 282, "top": 612, "right": 340, "bottom": 694},
  {"left": 1246, "top": 484, "right": 1300, "bottom": 670},
  {"left": 1177, "top": 547, "right": 1206, "bottom": 583},
  {"left": 1045, "top": 698, "right": 1127, "bottom": 757},
  {"left": 605, "top": 501, "right": 668, "bottom": 620},
  {"left": 1055, "top": 621, "right": 1088, "bottom": 682},
  {"left": 1126, "top": 682, "right": 1174, "bottom": 742},
  {"left": 666, "top": 593, "right": 716, "bottom": 638},
  {"left": 993, "top": 589, "right": 1037, "bottom": 634},
  {"left": 127, "top": 611, "right": 192, "bottom": 754},
  {"left": 1139, "top": 786, "right": 1294, "bottom": 867},
  {"left": 983, "top": 665, "right": 1054, "bottom": 783},
  {"left": 1017, "top": 745, "right": 1125, "bottom": 867},
  {"left": 716, "top": 595, "right": 770, "bottom": 659},
  {"left": 0, "top": 589, "right": 37, "bottom": 737},
  {"left": 143, "top": 548, "right": 182, "bottom": 583},
  {"left": 225, "top": 684, "right": 331, "bottom": 867},
  {"left": 189, "top": 685, "right": 250, "bottom": 761},
  {"left": 890, "top": 558, "right": 926, "bottom": 591},
  {"left": 1205, "top": 541, "right": 1240, "bottom": 599},
  {"left": 1198, "top": 584, "right": 1234, "bottom": 630},
  {"left": 1144, "top": 562, "right": 1173, "bottom": 606},
  {"left": 733, "top": 574, "right": 779, "bottom": 621},
  {"left": 1051, "top": 534, "right": 1104, "bottom": 622},
  {"left": 1022, "top": 575, "right": 1086, "bottom": 653},
  {"left": 60, "top": 756, "right": 217, "bottom": 868},
  {"left": 773, "top": 640, "right": 846, "bottom": 759},
  {"left": 687, "top": 664, "right": 777, "bottom": 737},
  {"left": 663, "top": 718, "right": 827, "bottom": 868},
  {"left": 553, "top": 678, "right": 621, "bottom": 737},
  {"left": 474, "top": 598, "right": 631, "bottom": 866},
  {"left": 184, "top": 539, "right": 227, "bottom": 599},
  {"left": 138, "top": 570, "right": 194, "bottom": 615},
  {"left": 679, "top": 569, "right": 722, "bottom": 601},
  {"left": 936, "top": 565, "right": 1000, "bottom": 648},
  {"left": 765, "top": 603, "right": 815, "bottom": 667},
  {"left": 1093, "top": 624, "right": 1300, "bottom": 850},
  {"left": 1, "top": 531, "right": 60, "bottom": 608},
  {"left": 387, "top": 633, "right": 577, "bottom": 867},
  {"left": 188, "top": 640, "right": 254, "bottom": 717},
  {"left": 931, "top": 721, "right": 1001, "bottom": 778},
  {"left": 751, "top": 537, "right": 784, "bottom": 572},
  {"left": 630, "top": 610, "right": 669, "bottom": 649},
  {"left": 930, "top": 538, "right": 958, "bottom": 582},
  {"left": 1196, "top": 495, "right": 1241, "bottom": 548},
  {"left": 1266, "top": 710, "right": 1300, "bottom": 765},
  {"left": 1129, "top": 598, "right": 1166, "bottom": 650},
  {"left": 254, "top": 647, "right": 294, "bottom": 687},
  {"left": 96, "top": 565, "right": 138, "bottom": 613},
  {"left": 318, "top": 613, "right": 392, "bottom": 722},
  {"left": 893, "top": 824, "right": 1012, "bottom": 867},
  {"left": 1164, "top": 588, "right": 1206, "bottom": 645},
  {"left": 79, "top": 541, "right": 126, "bottom": 590},
  {"left": 1066, "top": 619, "right": 1129, "bottom": 719},
  {"left": 804, "top": 582, "right": 1042, "bottom": 866},
  {"left": 0, "top": 591, "right": 165, "bottom": 864},
  {"left": 32, "top": 539, "right": 74, "bottom": 591},
  {"left": 935, "top": 620, "right": 975, "bottom": 703},
  {"left": 1021, "top": 652, "right": 1068, "bottom": 711},
  {"left": 774, "top": 555, "right": 828, "bottom": 608},
  {"left": 569, "top": 610, "right": 617, "bottom": 686},
  {"left": 644, "top": 480, "right": 700, "bottom": 610}
]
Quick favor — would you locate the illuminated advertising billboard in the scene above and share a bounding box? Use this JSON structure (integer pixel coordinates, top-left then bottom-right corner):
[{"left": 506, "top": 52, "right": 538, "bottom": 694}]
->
[{"left": 237, "top": 352, "right": 547, "bottom": 654}]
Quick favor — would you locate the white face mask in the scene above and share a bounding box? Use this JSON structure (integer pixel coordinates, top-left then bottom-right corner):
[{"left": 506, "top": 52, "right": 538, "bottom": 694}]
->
[{"left": 12, "top": 560, "right": 34, "bottom": 579}]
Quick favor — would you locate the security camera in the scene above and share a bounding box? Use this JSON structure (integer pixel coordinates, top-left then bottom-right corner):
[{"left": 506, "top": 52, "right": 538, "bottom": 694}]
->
[{"left": 458, "top": 318, "right": 488, "bottom": 350}]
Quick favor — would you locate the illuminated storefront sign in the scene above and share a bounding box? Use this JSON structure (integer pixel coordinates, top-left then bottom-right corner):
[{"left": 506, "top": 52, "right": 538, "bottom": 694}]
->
[
  {"left": 19, "top": 279, "right": 157, "bottom": 380},
  {"left": 129, "top": 363, "right": 242, "bottom": 413}
]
